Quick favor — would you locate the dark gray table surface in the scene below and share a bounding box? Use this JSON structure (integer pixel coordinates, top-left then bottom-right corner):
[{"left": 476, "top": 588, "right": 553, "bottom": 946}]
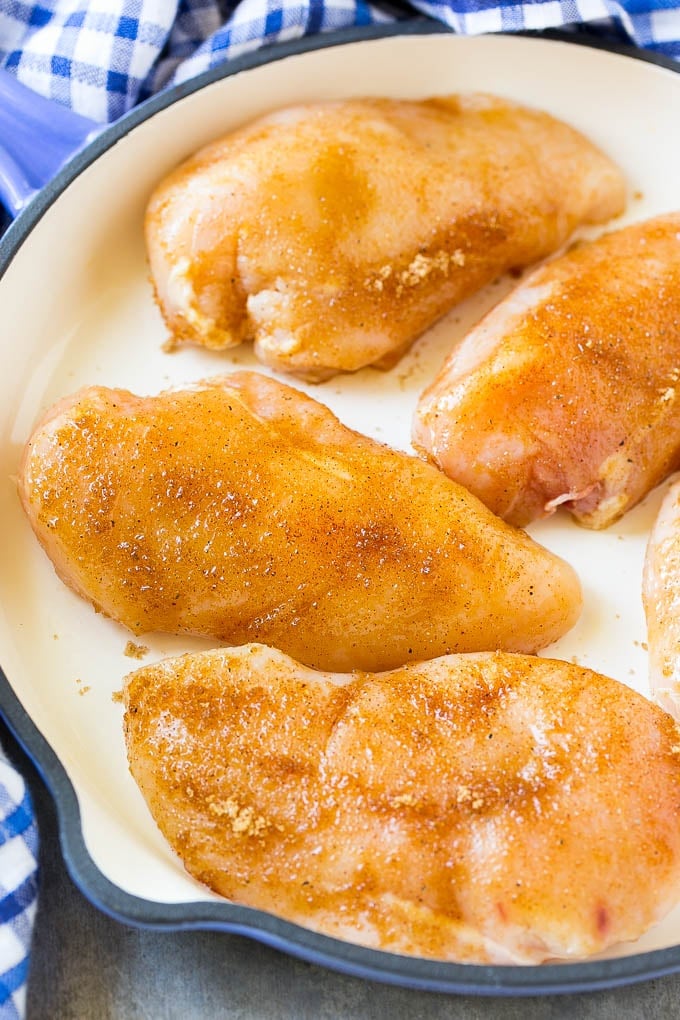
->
[{"left": 4, "top": 722, "right": 680, "bottom": 1020}]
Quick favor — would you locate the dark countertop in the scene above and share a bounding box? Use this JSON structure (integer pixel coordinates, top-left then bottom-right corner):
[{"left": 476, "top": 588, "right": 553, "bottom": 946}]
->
[{"left": 4, "top": 721, "right": 680, "bottom": 1020}]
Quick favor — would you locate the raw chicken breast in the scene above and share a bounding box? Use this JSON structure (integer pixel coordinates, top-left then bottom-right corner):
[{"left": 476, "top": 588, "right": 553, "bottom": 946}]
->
[
  {"left": 123, "top": 643, "right": 680, "bottom": 964},
  {"left": 414, "top": 213, "right": 680, "bottom": 529},
  {"left": 146, "top": 95, "right": 625, "bottom": 381},
  {"left": 643, "top": 477, "right": 680, "bottom": 719},
  {"left": 17, "top": 372, "right": 580, "bottom": 671}
]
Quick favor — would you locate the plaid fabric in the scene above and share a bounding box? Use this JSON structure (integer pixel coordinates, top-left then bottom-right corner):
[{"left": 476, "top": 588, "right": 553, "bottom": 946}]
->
[
  {"left": 0, "top": 749, "right": 38, "bottom": 1020},
  {"left": 0, "top": 0, "right": 678, "bottom": 122}
]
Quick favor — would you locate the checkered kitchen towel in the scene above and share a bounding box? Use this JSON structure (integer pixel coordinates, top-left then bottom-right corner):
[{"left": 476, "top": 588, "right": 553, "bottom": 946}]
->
[
  {"left": 0, "top": 748, "right": 38, "bottom": 1020},
  {"left": 0, "top": 0, "right": 678, "bottom": 123}
]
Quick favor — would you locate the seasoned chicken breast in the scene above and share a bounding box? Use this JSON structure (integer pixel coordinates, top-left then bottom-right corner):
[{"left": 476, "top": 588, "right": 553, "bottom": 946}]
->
[
  {"left": 643, "top": 477, "right": 680, "bottom": 720},
  {"left": 146, "top": 95, "right": 625, "bottom": 381},
  {"left": 17, "top": 372, "right": 580, "bottom": 671},
  {"left": 413, "top": 213, "right": 680, "bottom": 529},
  {"left": 124, "top": 643, "right": 680, "bottom": 964}
]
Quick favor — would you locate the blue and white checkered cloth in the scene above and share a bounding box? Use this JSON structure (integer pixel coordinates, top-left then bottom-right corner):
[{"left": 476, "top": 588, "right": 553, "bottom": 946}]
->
[
  {"left": 0, "top": 0, "right": 678, "bottom": 122},
  {"left": 0, "top": 748, "right": 38, "bottom": 1020}
]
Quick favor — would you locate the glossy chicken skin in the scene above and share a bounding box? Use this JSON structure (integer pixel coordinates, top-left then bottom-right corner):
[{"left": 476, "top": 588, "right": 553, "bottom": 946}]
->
[
  {"left": 17, "top": 372, "right": 581, "bottom": 671},
  {"left": 124, "top": 643, "right": 680, "bottom": 964},
  {"left": 643, "top": 477, "right": 680, "bottom": 720},
  {"left": 146, "top": 95, "right": 625, "bottom": 381},
  {"left": 414, "top": 214, "right": 680, "bottom": 529}
]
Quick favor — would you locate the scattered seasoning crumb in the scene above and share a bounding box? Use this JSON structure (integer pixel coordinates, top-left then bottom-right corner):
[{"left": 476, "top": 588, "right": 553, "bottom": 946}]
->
[
  {"left": 570, "top": 655, "right": 580, "bottom": 664},
  {"left": 124, "top": 640, "right": 149, "bottom": 660},
  {"left": 78, "top": 685, "right": 91, "bottom": 696},
  {"left": 208, "top": 797, "right": 268, "bottom": 836},
  {"left": 633, "top": 190, "right": 644, "bottom": 201},
  {"left": 397, "top": 360, "right": 421, "bottom": 387},
  {"left": 111, "top": 690, "right": 123, "bottom": 704},
  {"left": 641, "top": 641, "right": 648, "bottom": 651},
  {"left": 392, "top": 793, "right": 416, "bottom": 807},
  {"left": 53, "top": 634, "right": 59, "bottom": 640}
]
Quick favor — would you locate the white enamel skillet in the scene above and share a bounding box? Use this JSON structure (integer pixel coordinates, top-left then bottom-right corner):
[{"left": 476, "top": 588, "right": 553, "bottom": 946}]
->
[{"left": 1, "top": 23, "right": 680, "bottom": 995}]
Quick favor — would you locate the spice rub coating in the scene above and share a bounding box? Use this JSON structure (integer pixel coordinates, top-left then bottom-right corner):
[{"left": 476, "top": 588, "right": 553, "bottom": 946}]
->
[
  {"left": 146, "top": 95, "right": 625, "bottom": 381},
  {"left": 17, "top": 371, "right": 580, "bottom": 671},
  {"left": 414, "top": 214, "right": 680, "bottom": 529},
  {"left": 123, "top": 643, "right": 680, "bottom": 963}
]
